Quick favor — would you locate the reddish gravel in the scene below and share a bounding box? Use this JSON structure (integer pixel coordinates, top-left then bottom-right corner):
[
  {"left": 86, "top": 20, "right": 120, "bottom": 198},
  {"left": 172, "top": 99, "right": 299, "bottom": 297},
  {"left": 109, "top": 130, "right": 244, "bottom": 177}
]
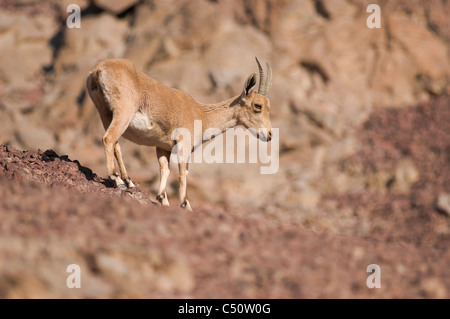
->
[
  {"left": 0, "top": 144, "right": 449, "bottom": 298},
  {"left": 0, "top": 145, "right": 155, "bottom": 204},
  {"left": 328, "top": 94, "right": 450, "bottom": 248},
  {"left": 1, "top": 96, "right": 450, "bottom": 298}
]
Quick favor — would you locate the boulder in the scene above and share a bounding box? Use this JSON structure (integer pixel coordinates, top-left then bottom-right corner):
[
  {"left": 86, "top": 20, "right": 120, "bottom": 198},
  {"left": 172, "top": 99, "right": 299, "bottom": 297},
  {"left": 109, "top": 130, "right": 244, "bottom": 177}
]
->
[
  {"left": 55, "top": 13, "right": 128, "bottom": 73},
  {"left": 94, "top": 0, "right": 140, "bottom": 15},
  {"left": 436, "top": 193, "right": 450, "bottom": 217},
  {"left": 0, "top": 11, "right": 56, "bottom": 87},
  {"left": 392, "top": 159, "right": 420, "bottom": 193}
]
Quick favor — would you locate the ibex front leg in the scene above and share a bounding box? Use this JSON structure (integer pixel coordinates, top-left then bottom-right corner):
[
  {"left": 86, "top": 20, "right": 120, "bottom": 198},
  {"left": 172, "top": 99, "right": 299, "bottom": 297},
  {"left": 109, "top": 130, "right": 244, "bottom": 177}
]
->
[
  {"left": 156, "top": 148, "right": 170, "bottom": 206},
  {"left": 178, "top": 162, "right": 192, "bottom": 211},
  {"left": 175, "top": 140, "right": 192, "bottom": 211}
]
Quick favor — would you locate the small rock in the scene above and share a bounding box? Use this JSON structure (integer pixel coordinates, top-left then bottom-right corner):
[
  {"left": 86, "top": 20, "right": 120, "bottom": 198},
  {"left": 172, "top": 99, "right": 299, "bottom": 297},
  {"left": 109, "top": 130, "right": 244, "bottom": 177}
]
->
[
  {"left": 15, "top": 124, "right": 55, "bottom": 153},
  {"left": 392, "top": 159, "right": 419, "bottom": 192},
  {"left": 42, "top": 150, "right": 59, "bottom": 162},
  {"left": 96, "top": 253, "right": 130, "bottom": 276},
  {"left": 420, "top": 278, "right": 447, "bottom": 298},
  {"left": 5, "top": 145, "right": 20, "bottom": 155},
  {"left": 436, "top": 193, "right": 450, "bottom": 217}
]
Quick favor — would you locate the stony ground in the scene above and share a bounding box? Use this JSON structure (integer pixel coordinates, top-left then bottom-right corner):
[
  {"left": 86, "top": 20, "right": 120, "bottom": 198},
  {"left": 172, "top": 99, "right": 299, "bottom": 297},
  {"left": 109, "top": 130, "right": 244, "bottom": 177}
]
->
[
  {"left": 1, "top": 0, "right": 449, "bottom": 300},
  {"left": 321, "top": 94, "right": 450, "bottom": 248},
  {"left": 0, "top": 96, "right": 449, "bottom": 298}
]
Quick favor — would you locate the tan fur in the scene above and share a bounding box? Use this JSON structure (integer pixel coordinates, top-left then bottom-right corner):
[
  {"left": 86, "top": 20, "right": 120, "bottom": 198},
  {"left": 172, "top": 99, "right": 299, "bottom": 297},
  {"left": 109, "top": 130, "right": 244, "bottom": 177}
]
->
[{"left": 86, "top": 58, "right": 272, "bottom": 211}]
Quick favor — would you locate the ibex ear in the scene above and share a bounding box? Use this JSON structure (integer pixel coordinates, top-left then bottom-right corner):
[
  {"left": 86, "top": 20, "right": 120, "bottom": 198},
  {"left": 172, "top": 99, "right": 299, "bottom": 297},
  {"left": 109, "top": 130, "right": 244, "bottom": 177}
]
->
[{"left": 243, "top": 73, "right": 257, "bottom": 97}]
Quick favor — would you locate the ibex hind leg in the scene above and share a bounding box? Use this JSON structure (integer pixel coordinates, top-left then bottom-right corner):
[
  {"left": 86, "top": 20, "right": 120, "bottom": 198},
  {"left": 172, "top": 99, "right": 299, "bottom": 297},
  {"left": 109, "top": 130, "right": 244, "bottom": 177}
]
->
[
  {"left": 114, "top": 142, "right": 135, "bottom": 188},
  {"left": 101, "top": 109, "right": 135, "bottom": 189}
]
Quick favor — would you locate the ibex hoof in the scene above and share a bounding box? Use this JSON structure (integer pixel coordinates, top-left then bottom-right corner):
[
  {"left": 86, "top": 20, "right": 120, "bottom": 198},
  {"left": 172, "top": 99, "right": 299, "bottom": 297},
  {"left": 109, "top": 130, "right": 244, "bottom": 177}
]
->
[
  {"left": 125, "top": 178, "right": 135, "bottom": 188},
  {"left": 117, "top": 184, "right": 127, "bottom": 190},
  {"left": 180, "top": 200, "right": 192, "bottom": 211},
  {"left": 156, "top": 193, "right": 169, "bottom": 206},
  {"left": 110, "top": 174, "right": 126, "bottom": 189}
]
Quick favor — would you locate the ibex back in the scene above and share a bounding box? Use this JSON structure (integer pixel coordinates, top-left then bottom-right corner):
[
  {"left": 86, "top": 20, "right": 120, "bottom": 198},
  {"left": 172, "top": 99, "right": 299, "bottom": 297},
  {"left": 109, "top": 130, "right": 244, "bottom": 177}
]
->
[{"left": 86, "top": 58, "right": 273, "bottom": 211}]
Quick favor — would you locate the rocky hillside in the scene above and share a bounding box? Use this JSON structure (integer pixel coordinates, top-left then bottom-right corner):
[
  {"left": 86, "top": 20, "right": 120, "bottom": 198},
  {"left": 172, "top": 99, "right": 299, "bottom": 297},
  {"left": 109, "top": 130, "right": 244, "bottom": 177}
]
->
[
  {"left": 0, "top": 0, "right": 449, "bottom": 298},
  {"left": 0, "top": 143, "right": 448, "bottom": 298},
  {"left": 1, "top": 94, "right": 450, "bottom": 298},
  {"left": 0, "top": 0, "right": 449, "bottom": 212}
]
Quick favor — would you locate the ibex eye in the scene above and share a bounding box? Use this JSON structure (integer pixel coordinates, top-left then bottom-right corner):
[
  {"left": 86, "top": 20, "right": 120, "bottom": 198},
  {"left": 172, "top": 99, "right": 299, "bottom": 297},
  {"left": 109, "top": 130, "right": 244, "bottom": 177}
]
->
[{"left": 254, "top": 104, "right": 262, "bottom": 111}]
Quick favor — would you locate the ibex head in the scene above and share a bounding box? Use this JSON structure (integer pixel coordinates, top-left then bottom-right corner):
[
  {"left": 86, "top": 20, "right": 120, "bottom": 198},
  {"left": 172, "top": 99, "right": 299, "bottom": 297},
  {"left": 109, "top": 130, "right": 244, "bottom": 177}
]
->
[{"left": 238, "top": 57, "right": 273, "bottom": 142}]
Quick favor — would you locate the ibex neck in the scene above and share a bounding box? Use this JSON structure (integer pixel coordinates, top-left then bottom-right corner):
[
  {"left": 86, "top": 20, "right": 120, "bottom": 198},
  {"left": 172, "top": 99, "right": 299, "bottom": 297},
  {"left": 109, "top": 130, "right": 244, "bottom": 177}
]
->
[{"left": 200, "top": 95, "right": 241, "bottom": 135}]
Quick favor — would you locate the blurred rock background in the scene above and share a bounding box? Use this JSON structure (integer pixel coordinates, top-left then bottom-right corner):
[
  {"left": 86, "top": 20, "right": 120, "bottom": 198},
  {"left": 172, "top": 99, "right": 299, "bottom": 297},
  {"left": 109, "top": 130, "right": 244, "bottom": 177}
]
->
[{"left": 0, "top": 0, "right": 449, "bottom": 237}]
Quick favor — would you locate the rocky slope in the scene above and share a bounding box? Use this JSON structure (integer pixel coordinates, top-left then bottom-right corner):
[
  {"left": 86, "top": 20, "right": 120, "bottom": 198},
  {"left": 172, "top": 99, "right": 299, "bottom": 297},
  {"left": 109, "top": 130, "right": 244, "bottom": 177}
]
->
[
  {"left": 0, "top": 0, "right": 449, "bottom": 211},
  {"left": 0, "top": 0, "right": 449, "bottom": 298},
  {"left": 0, "top": 144, "right": 449, "bottom": 298},
  {"left": 1, "top": 95, "right": 449, "bottom": 298}
]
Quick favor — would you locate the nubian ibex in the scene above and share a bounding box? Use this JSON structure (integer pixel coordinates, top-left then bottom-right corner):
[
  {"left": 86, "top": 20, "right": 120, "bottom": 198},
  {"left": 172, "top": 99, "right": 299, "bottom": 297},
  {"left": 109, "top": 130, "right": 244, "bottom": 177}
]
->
[{"left": 86, "top": 57, "right": 273, "bottom": 211}]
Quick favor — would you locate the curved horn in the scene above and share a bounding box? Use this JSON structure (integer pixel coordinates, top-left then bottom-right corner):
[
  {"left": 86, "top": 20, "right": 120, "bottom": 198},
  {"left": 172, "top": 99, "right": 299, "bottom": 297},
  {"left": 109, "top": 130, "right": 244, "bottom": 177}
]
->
[
  {"left": 255, "top": 57, "right": 265, "bottom": 95},
  {"left": 264, "top": 62, "right": 272, "bottom": 97}
]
